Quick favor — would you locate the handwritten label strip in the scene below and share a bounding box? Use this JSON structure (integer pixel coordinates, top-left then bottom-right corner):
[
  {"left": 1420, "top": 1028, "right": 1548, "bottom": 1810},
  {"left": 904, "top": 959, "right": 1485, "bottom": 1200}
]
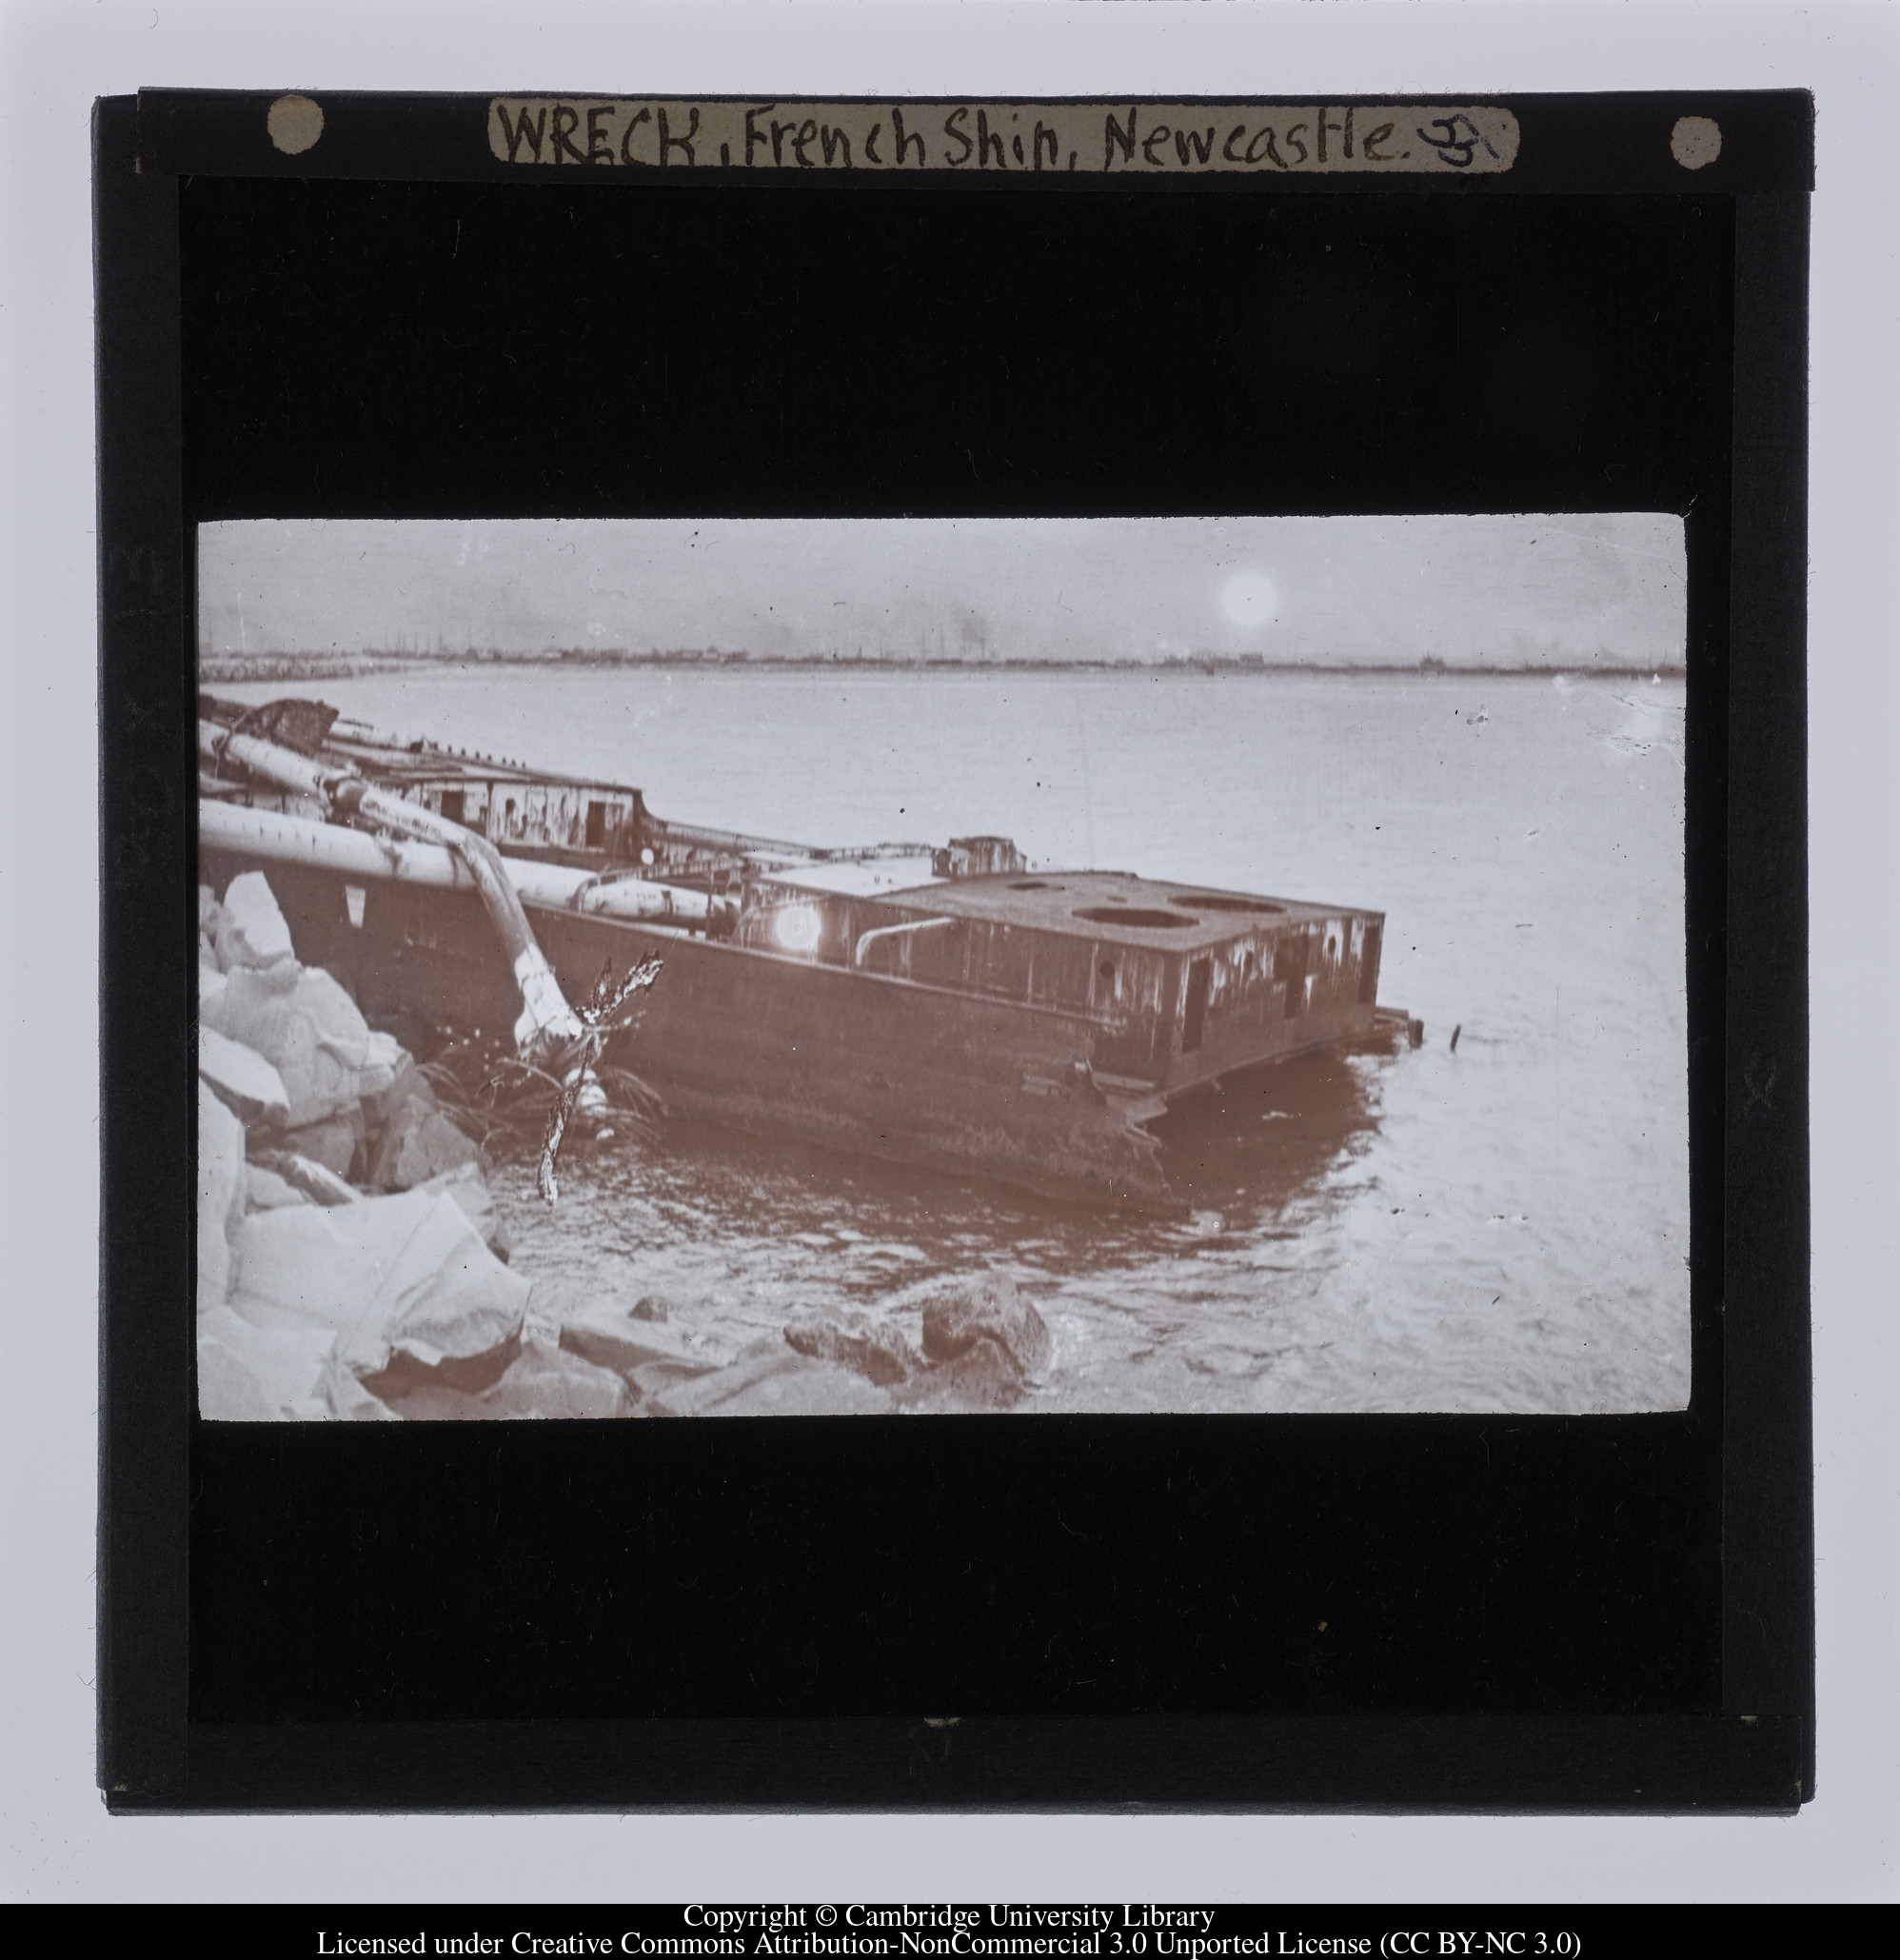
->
[{"left": 486, "top": 101, "right": 1520, "bottom": 176}]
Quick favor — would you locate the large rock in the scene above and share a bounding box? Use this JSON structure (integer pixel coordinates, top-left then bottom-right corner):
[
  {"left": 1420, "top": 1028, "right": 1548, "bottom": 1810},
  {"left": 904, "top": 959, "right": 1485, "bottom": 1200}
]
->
[
  {"left": 318, "top": 1352, "right": 402, "bottom": 1421},
  {"left": 215, "top": 869, "right": 296, "bottom": 970},
  {"left": 369, "top": 1093, "right": 486, "bottom": 1192},
  {"left": 228, "top": 1188, "right": 529, "bottom": 1373},
  {"left": 363, "top": 1334, "right": 634, "bottom": 1420},
  {"left": 201, "top": 960, "right": 371, "bottom": 1127},
  {"left": 198, "top": 1024, "right": 290, "bottom": 1127},
  {"left": 415, "top": 1163, "right": 509, "bottom": 1261},
  {"left": 783, "top": 1311, "right": 918, "bottom": 1387},
  {"left": 360, "top": 1054, "right": 434, "bottom": 1133},
  {"left": 483, "top": 1337, "right": 638, "bottom": 1418},
  {"left": 555, "top": 1295, "right": 712, "bottom": 1383},
  {"left": 646, "top": 1336, "right": 890, "bottom": 1417},
  {"left": 358, "top": 1333, "right": 521, "bottom": 1406},
  {"left": 626, "top": 1356, "right": 716, "bottom": 1404},
  {"left": 197, "top": 1079, "right": 248, "bottom": 1315},
  {"left": 196, "top": 1302, "right": 337, "bottom": 1419},
  {"left": 355, "top": 1029, "right": 406, "bottom": 1107},
  {"left": 248, "top": 1148, "right": 360, "bottom": 1207},
  {"left": 919, "top": 1271, "right": 1051, "bottom": 1389},
  {"left": 196, "top": 1331, "right": 280, "bottom": 1422},
  {"left": 198, "top": 1317, "right": 399, "bottom": 1422},
  {"left": 198, "top": 887, "right": 228, "bottom": 976},
  {"left": 910, "top": 1336, "right": 1030, "bottom": 1411},
  {"left": 278, "top": 1106, "right": 364, "bottom": 1180},
  {"left": 246, "top": 1164, "right": 310, "bottom": 1211}
]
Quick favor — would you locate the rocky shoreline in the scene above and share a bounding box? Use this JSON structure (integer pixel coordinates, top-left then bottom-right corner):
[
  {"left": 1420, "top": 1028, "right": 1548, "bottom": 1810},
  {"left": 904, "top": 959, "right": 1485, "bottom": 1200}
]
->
[{"left": 196, "top": 869, "right": 1050, "bottom": 1420}]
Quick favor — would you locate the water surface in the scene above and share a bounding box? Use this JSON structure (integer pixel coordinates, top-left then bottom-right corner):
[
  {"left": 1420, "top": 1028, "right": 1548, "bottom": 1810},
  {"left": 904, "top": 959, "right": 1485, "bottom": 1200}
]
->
[{"left": 223, "top": 664, "right": 1691, "bottom": 1414}]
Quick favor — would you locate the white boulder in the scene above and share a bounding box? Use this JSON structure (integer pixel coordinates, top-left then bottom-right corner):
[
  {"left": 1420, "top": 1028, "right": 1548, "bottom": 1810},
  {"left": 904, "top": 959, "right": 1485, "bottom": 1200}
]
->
[
  {"left": 246, "top": 1164, "right": 310, "bottom": 1211},
  {"left": 228, "top": 1188, "right": 529, "bottom": 1374},
  {"left": 201, "top": 960, "right": 370, "bottom": 1127},
  {"left": 277, "top": 1107, "right": 364, "bottom": 1180},
  {"left": 250, "top": 1150, "right": 360, "bottom": 1206},
  {"left": 198, "top": 1024, "right": 291, "bottom": 1126},
  {"left": 214, "top": 869, "right": 296, "bottom": 970},
  {"left": 416, "top": 1162, "right": 511, "bottom": 1262},
  {"left": 196, "top": 1302, "right": 338, "bottom": 1420},
  {"left": 196, "top": 1078, "right": 247, "bottom": 1316},
  {"left": 356, "top": 1027, "right": 406, "bottom": 1103}
]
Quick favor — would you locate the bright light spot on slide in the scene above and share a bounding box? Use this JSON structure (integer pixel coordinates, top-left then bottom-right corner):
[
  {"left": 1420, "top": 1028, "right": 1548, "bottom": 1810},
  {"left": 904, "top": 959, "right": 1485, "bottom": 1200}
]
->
[
  {"left": 774, "top": 903, "right": 822, "bottom": 952},
  {"left": 1221, "top": 571, "right": 1278, "bottom": 629}
]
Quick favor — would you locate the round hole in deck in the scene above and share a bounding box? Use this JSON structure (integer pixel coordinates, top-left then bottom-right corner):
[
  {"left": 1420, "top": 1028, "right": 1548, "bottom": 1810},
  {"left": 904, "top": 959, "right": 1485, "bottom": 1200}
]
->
[
  {"left": 1074, "top": 906, "right": 1200, "bottom": 929},
  {"left": 1171, "top": 894, "right": 1285, "bottom": 914},
  {"left": 1098, "top": 960, "right": 1117, "bottom": 982},
  {"left": 1007, "top": 880, "right": 1061, "bottom": 891}
]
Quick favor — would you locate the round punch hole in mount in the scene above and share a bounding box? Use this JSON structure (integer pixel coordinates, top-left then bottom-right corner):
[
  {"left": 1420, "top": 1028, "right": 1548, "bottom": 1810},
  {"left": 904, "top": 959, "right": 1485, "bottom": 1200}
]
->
[
  {"left": 1671, "top": 114, "right": 1722, "bottom": 169},
  {"left": 266, "top": 93, "right": 324, "bottom": 156}
]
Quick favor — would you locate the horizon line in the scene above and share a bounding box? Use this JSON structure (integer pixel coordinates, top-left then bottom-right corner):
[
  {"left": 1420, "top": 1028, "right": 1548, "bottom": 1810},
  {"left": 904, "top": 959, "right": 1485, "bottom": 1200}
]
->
[{"left": 199, "top": 650, "right": 1688, "bottom": 678}]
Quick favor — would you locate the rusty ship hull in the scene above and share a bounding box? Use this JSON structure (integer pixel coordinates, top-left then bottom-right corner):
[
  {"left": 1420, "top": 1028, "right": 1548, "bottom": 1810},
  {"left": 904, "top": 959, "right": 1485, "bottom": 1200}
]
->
[{"left": 199, "top": 696, "right": 1392, "bottom": 1212}]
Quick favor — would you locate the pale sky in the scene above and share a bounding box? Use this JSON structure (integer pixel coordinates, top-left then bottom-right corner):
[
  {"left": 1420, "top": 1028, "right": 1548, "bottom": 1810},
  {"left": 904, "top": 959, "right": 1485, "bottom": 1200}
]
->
[{"left": 199, "top": 514, "right": 1685, "bottom": 669}]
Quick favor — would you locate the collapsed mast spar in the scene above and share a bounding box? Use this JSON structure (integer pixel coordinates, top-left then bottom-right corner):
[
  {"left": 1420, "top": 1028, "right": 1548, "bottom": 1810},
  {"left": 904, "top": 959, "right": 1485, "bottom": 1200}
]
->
[
  {"left": 200, "top": 716, "right": 584, "bottom": 1055},
  {"left": 198, "top": 716, "right": 663, "bottom": 1201}
]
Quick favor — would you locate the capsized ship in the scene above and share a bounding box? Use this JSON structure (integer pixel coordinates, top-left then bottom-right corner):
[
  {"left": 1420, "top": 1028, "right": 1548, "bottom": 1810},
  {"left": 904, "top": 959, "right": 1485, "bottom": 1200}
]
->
[{"left": 198, "top": 695, "right": 1402, "bottom": 1212}]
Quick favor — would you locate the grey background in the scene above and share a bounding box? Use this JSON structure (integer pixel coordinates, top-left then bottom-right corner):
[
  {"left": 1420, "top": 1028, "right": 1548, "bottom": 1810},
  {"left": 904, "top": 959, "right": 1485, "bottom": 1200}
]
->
[{"left": 5, "top": 0, "right": 1892, "bottom": 1908}]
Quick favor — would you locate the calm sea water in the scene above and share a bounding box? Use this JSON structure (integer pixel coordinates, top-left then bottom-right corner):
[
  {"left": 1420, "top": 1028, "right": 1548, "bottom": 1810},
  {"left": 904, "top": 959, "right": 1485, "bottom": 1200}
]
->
[{"left": 223, "top": 664, "right": 1691, "bottom": 1414}]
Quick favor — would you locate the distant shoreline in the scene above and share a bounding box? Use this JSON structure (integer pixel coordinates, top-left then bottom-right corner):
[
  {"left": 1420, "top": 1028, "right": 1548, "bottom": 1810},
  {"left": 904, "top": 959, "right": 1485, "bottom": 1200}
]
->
[{"left": 201, "top": 653, "right": 1689, "bottom": 683}]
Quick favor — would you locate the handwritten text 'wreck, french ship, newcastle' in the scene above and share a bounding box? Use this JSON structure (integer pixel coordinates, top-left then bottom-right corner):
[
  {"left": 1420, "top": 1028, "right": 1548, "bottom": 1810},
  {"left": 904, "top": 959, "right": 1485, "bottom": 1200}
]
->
[{"left": 487, "top": 100, "right": 1520, "bottom": 176}]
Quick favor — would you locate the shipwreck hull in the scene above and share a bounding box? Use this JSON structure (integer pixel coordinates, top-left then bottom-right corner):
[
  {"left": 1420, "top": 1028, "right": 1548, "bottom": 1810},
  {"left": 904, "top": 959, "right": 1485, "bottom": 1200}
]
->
[
  {"left": 202, "top": 847, "right": 1187, "bottom": 1212},
  {"left": 197, "top": 694, "right": 1397, "bottom": 1215}
]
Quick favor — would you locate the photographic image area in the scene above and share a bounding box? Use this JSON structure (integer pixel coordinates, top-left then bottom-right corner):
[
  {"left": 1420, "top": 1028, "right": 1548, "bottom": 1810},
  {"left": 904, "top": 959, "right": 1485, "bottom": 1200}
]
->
[{"left": 194, "top": 514, "right": 1690, "bottom": 1421}]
